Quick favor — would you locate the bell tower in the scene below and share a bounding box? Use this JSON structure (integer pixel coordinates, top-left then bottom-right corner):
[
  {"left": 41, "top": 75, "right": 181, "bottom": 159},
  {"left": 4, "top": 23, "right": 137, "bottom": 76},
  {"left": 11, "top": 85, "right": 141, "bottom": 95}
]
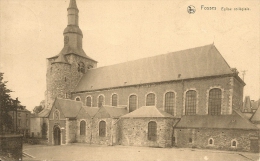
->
[{"left": 45, "top": 0, "right": 97, "bottom": 109}]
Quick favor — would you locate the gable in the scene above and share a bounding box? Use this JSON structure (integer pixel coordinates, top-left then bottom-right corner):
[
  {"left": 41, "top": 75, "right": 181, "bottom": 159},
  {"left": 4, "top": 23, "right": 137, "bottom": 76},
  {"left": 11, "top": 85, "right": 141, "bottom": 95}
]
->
[
  {"left": 48, "top": 100, "right": 66, "bottom": 120},
  {"left": 94, "top": 107, "right": 111, "bottom": 118},
  {"left": 74, "top": 44, "right": 233, "bottom": 92}
]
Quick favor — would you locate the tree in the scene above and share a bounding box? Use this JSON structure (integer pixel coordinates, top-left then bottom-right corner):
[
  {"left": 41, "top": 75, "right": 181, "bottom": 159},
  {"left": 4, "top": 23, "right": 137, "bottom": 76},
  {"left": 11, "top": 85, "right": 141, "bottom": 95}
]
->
[
  {"left": 33, "top": 100, "right": 45, "bottom": 114},
  {"left": 0, "top": 73, "right": 19, "bottom": 134}
]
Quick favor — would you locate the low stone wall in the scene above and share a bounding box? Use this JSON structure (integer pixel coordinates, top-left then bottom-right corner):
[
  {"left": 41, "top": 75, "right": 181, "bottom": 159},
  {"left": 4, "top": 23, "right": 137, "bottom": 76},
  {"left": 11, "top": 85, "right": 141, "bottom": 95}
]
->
[
  {"left": 174, "top": 128, "right": 259, "bottom": 152},
  {"left": 0, "top": 134, "right": 23, "bottom": 161}
]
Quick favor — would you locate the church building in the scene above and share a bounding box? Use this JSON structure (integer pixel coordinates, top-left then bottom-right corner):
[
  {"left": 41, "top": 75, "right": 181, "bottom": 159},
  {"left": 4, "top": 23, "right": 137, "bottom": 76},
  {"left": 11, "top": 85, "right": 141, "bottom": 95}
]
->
[{"left": 40, "top": 0, "right": 259, "bottom": 152}]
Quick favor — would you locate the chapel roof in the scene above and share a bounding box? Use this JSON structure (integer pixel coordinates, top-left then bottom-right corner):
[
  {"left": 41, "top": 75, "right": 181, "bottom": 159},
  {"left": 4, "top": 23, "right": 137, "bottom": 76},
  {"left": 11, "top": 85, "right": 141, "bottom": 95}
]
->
[
  {"left": 121, "top": 106, "right": 174, "bottom": 118},
  {"left": 175, "top": 110, "right": 258, "bottom": 130},
  {"left": 94, "top": 105, "right": 128, "bottom": 119},
  {"left": 53, "top": 98, "right": 82, "bottom": 118},
  {"left": 75, "top": 44, "right": 236, "bottom": 92},
  {"left": 82, "top": 106, "right": 99, "bottom": 117}
]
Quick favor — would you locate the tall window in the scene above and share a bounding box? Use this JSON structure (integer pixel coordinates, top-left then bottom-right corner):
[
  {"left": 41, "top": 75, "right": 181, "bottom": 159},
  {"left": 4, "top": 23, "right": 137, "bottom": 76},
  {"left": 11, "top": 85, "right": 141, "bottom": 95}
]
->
[
  {"left": 99, "top": 121, "right": 106, "bottom": 137},
  {"left": 208, "top": 88, "right": 222, "bottom": 115},
  {"left": 98, "top": 95, "right": 104, "bottom": 107},
  {"left": 112, "top": 94, "right": 118, "bottom": 106},
  {"left": 165, "top": 92, "right": 175, "bottom": 115},
  {"left": 148, "top": 121, "right": 157, "bottom": 141},
  {"left": 146, "top": 93, "right": 155, "bottom": 106},
  {"left": 129, "top": 95, "right": 137, "bottom": 112},
  {"left": 86, "top": 96, "right": 92, "bottom": 107},
  {"left": 185, "top": 90, "right": 197, "bottom": 115},
  {"left": 80, "top": 120, "right": 86, "bottom": 135}
]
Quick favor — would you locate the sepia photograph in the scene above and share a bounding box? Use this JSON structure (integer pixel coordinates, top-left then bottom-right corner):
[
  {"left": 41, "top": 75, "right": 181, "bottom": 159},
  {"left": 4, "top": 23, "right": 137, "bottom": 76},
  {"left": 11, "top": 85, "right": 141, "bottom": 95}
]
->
[{"left": 0, "top": 0, "right": 259, "bottom": 160}]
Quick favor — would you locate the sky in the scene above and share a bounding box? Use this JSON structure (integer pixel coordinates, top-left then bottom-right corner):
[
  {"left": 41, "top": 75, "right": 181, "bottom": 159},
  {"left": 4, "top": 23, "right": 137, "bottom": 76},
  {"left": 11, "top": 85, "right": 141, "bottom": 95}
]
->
[{"left": 0, "top": 0, "right": 259, "bottom": 111}]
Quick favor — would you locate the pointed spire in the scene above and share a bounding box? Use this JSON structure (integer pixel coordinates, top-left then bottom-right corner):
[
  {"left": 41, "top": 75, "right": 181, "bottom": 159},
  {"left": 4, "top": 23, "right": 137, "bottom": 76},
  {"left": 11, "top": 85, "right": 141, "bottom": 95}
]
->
[{"left": 68, "top": 0, "right": 78, "bottom": 10}]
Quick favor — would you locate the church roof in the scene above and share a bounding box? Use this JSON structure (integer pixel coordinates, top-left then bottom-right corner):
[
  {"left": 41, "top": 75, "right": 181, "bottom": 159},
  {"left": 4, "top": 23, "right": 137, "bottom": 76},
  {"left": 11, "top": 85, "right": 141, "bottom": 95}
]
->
[
  {"left": 121, "top": 106, "right": 174, "bottom": 118},
  {"left": 250, "top": 105, "right": 260, "bottom": 123},
  {"left": 94, "top": 106, "right": 128, "bottom": 118},
  {"left": 54, "top": 98, "right": 82, "bottom": 118},
  {"left": 82, "top": 106, "right": 99, "bottom": 117},
  {"left": 175, "top": 110, "right": 258, "bottom": 130},
  {"left": 75, "top": 44, "right": 234, "bottom": 92}
]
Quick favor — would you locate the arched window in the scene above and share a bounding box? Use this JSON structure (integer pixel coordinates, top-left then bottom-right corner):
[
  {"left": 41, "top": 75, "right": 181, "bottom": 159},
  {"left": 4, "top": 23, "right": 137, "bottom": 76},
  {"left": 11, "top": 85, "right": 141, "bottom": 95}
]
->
[
  {"left": 75, "top": 97, "right": 81, "bottom": 101},
  {"left": 231, "top": 140, "right": 237, "bottom": 148},
  {"left": 146, "top": 93, "right": 155, "bottom": 106},
  {"left": 185, "top": 90, "right": 197, "bottom": 115},
  {"left": 112, "top": 94, "right": 118, "bottom": 106},
  {"left": 78, "top": 62, "right": 85, "bottom": 73},
  {"left": 99, "top": 121, "right": 106, "bottom": 137},
  {"left": 129, "top": 95, "right": 137, "bottom": 112},
  {"left": 208, "top": 138, "right": 214, "bottom": 145},
  {"left": 86, "top": 96, "right": 92, "bottom": 107},
  {"left": 80, "top": 120, "right": 86, "bottom": 135},
  {"left": 164, "top": 92, "right": 175, "bottom": 115},
  {"left": 208, "top": 88, "right": 222, "bottom": 115},
  {"left": 98, "top": 95, "right": 104, "bottom": 107},
  {"left": 148, "top": 121, "right": 157, "bottom": 141}
]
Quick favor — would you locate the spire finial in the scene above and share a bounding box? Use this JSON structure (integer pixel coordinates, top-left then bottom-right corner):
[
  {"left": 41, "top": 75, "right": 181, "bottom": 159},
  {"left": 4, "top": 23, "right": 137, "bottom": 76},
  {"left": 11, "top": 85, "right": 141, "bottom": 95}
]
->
[{"left": 69, "top": 0, "right": 78, "bottom": 9}]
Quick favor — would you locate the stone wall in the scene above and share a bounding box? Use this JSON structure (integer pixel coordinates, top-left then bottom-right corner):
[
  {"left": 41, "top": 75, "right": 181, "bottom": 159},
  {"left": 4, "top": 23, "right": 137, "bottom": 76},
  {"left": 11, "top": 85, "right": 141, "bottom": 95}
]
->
[
  {"left": 232, "top": 77, "right": 244, "bottom": 110},
  {"left": 119, "top": 118, "right": 175, "bottom": 148},
  {"left": 174, "top": 128, "right": 259, "bottom": 152},
  {"left": 75, "top": 118, "right": 92, "bottom": 143},
  {"left": 45, "top": 54, "right": 97, "bottom": 109},
  {"left": 72, "top": 76, "right": 240, "bottom": 116},
  {"left": 90, "top": 118, "right": 115, "bottom": 145}
]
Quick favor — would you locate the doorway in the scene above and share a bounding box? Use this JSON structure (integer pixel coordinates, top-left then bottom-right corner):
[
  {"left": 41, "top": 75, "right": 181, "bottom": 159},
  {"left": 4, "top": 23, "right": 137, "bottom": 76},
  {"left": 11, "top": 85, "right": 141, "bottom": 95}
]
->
[{"left": 53, "top": 126, "right": 61, "bottom": 145}]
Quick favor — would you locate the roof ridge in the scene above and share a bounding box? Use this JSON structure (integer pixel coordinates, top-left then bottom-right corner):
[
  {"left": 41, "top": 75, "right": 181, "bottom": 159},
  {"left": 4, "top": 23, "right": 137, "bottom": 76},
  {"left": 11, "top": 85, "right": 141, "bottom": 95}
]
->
[{"left": 88, "top": 44, "right": 215, "bottom": 71}]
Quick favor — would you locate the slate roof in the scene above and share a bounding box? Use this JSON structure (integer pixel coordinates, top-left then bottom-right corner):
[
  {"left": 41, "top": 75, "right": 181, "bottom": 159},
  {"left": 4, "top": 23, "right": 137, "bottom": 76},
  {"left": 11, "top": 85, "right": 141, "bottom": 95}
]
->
[
  {"left": 82, "top": 106, "right": 99, "bottom": 117},
  {"left": 75, "top": 44, "right": 234, "bottom": 92},
  {"left": 94, "top": 106, "right": 128, "bottom": 118},
  {"left": 250, "top": 106, "right": 260, "bottom": 122},
  {"left": 48, "top": 46, "right": 96, "bottom": 62},
  {"left": 54, "top": 98, "right": 82, "bottom": 118},
  {"left": 175, "top": 110, "right": 258, "bottom": 130},
  {"left": 38, "top": 108, "right": 51, "bottom": 118},
  {"left": 121, "top": 106, "right": 174, "bottom": 118}
]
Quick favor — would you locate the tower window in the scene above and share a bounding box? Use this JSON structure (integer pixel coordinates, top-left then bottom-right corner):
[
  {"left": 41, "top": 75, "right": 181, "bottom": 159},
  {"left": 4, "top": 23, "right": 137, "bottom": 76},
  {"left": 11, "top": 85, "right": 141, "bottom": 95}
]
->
[
  {"left": 78, "top": 62, "right": 85, "bottom": 73},
  {"left": 189, "top": 138, "right": 192, "bottom": 143},
  {"left": 185, "top": 90, "right": 197, "bottom": 115},
  {"left": 146, "top": 93, "right": 155, "bottom": 106}
]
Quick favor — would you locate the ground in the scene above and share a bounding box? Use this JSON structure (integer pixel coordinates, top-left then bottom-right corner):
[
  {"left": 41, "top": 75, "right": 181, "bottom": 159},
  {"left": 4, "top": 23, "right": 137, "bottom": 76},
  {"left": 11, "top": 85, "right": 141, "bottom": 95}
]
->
[{"left": 22, "top": 144, "right": 260, "bottom": 161}]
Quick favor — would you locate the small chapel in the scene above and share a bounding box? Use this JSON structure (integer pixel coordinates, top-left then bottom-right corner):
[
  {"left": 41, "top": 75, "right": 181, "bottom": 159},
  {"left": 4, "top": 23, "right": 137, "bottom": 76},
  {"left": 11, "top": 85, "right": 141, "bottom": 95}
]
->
[{"left": 39, "top": 0, "right": 259, "bottom": 152}]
